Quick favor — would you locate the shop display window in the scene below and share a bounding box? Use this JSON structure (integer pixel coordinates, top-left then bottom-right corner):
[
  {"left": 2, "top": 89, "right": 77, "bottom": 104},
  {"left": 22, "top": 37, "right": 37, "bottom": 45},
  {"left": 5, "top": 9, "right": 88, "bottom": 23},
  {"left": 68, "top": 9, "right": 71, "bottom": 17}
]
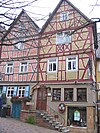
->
[{"left": 67, "top": 107, "right": 87, "bottom": 127}]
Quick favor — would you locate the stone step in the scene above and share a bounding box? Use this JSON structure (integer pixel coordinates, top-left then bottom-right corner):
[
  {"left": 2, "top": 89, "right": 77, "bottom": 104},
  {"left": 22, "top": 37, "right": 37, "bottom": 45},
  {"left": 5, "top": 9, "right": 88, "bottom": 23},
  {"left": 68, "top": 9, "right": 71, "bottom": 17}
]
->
[
  {"left": 49, "top": 120, "right": 53, "bottom": 124},
  {"left": 37, "top": 110, "right": 70, "bottom": 133},
  {"left": 61, "top": 129, "right": 70, "bottom": 133},
  {"left": 60, "top": 127, "right": 69, "bottom": 132},
  {"left": 52, "top": 121, "right": 60, "bottom": 126}
]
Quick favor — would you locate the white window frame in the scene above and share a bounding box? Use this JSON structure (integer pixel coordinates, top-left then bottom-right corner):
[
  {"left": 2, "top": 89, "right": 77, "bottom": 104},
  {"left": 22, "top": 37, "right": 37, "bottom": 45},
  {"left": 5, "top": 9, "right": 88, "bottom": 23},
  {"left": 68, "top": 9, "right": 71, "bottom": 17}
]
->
[
  {"left": 7, "top": 86, "right": 14, "bottom": 98},
  {"left": 60, "top": 12, "right": 69, "bottom": 21},
  {"left": 19, "top": 61, "right": 28, "bottom": 73},
  {"left": 5, "top": 62, "right": 14, "bottom": 74},
  {"left": 47, "top": 58, "right": 58, "bottom": 73},
  {"left": 56, "top": 31, "right": 71, "bottom": 45},
  {"left": 66, "top": 56, "right": 78, "bottom": 71},
  {"left": 17, "top": 86, "right": 25, "bottom": 97}
]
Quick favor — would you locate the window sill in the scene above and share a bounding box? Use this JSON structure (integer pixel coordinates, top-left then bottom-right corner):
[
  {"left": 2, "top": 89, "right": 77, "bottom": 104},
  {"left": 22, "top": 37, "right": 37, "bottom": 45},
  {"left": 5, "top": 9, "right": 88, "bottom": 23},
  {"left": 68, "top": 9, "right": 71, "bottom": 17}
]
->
[
  {"left": 5, "top": 73, "right": 13, "bottom": 75},
  {"left": 47, "top": 71, "right": 57, "bottom": 73},
  {"left": 19, "top": 72, "right": 28, "bottom": 74}
]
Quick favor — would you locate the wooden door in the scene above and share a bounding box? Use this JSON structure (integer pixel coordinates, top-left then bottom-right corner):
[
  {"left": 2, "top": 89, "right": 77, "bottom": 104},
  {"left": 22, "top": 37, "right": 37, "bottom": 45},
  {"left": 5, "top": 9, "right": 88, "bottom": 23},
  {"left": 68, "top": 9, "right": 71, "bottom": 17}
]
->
[
  {"left": 36, "top": 87, "right": 47, "bottom": 111},
  {"left": 12, "top": 103, "right": 22, "bottom": 118}
]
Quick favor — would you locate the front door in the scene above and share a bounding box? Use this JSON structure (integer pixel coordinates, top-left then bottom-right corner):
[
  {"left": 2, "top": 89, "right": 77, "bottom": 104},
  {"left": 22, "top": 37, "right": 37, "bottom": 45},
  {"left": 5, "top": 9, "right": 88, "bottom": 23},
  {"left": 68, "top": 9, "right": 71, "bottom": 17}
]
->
[{"left": 36, "top": 87, "right": 47, "bottom": 111}]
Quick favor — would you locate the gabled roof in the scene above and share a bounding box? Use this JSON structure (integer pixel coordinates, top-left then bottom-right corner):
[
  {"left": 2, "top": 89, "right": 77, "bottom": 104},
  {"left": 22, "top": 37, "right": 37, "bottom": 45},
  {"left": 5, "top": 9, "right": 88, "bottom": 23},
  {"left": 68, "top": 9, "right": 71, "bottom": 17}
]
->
[
  {"left": 1, "top": 9, "right": 39, "bottom": 42},
  {"left": 40, "top": 0, "right": 92, "bottom": 33}
]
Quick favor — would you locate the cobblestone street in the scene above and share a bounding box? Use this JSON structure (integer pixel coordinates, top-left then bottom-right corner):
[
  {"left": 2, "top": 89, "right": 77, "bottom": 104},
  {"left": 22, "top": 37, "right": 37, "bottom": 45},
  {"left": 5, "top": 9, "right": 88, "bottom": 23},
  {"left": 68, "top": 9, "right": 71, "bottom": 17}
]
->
[{"left": 0, "top": 117, "right": 60, "bottom": 133}]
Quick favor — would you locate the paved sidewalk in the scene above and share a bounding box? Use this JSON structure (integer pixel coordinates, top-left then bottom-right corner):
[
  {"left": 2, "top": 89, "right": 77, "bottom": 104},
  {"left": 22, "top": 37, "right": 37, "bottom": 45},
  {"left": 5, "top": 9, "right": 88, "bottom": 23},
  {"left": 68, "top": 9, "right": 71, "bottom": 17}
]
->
[{"left": 0, "top": 117, "right": 59, "bottom": 133}]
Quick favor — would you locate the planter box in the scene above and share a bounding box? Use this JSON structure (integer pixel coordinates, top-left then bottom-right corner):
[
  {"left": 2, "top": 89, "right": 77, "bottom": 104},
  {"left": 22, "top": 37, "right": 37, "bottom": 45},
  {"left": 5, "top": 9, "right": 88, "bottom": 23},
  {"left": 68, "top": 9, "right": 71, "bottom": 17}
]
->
[{"left": 20, "top": 110, "right": 36, "bottom": 122}]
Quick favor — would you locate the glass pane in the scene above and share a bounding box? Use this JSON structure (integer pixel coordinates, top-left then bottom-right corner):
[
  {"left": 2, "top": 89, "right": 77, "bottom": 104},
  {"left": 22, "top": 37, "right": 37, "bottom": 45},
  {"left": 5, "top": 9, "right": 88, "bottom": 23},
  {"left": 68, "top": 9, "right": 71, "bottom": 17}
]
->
[
  {"left": 22, "top": 90, "right": 24, "bottom": 97},
  {"left": 49, "top": 64, "right": 52, "bottom": 71},
  {"left": 73, "top": 61, "right": 76, "bottom": 69},
  {"left": 25, "top": 65, "right": 27, "bottom": 71},
  {"left": 21, "top": 66, "right": 23, "bottom": 72},
  {"left": 53, "top": 63, "right": 56, "bottom": 71},
  {"left": 7, "top": 67, "right": 9, "bottom": 73},
  {"left": 64, "top": 89, "right": 73, "bottom": 101},
  {"left": 77, "top": 88, "right": 87, "bottom": 101},
  {"left": 11, "top": 90, "right": 13, "bottom": 97},
  {"left": 7, "top": 91, "right": 10, "bottom": 96},
  {"left": 49, "top": 59, "right": 56, "bottom": 62},
  {"left": 68, "top": 62, "right": 71, "bottom": 70}
]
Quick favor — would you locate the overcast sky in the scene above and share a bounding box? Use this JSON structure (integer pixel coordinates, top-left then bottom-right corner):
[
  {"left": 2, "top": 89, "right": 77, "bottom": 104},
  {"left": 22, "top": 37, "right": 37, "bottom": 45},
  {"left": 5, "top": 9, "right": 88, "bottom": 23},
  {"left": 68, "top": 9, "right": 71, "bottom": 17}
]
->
[{"left": 25, "top": 0, "right": 100, "bottom": 32}]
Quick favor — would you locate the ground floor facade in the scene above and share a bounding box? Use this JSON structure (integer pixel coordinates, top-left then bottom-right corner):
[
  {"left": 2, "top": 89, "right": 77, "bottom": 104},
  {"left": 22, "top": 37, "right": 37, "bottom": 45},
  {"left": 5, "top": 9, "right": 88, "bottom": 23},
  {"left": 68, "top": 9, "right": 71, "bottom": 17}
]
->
[
  {"left": 32, "top": 82, "right": 96, "bottom": 133},
  {"left": 0, "top": 82, "right": 97, "bottom": 133}
]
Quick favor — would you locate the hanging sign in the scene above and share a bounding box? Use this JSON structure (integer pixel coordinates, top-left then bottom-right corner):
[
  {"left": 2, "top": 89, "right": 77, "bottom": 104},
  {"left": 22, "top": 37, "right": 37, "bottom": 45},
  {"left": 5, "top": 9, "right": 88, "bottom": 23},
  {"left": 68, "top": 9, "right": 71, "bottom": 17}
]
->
[{"left": 58, "top": 103, "right": 66, "bottom": 113}]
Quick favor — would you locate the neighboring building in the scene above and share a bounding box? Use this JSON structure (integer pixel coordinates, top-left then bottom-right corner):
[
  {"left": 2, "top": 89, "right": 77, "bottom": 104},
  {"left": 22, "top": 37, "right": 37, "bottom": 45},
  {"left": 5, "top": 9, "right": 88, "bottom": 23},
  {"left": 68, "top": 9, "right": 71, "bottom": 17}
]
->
[
  {"left": 0, "top": 10, "right": 39, "bottom": 104},
  {"left": 96, "top": 32, "right": 100, "bottom": 132},
  {"left": 32, "top": 0, "right": 97, "bottom": 133},
  {"left": 0, "top": 25, "right": 6, "bottom": 96},
  {"left": 96, "top": 33, "right": 100, "bottom": 90}
]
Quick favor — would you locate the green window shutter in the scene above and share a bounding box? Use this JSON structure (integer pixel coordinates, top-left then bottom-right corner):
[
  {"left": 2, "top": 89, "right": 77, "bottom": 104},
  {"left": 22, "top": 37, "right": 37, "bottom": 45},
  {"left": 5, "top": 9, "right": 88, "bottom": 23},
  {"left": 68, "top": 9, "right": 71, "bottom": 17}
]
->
[
  {"left": 13, "top": 86, "right": 18, "bottom": 96},
  {"left": 2, "top": 86, "right": 7, "bottom": 93},
  {"left": 24, "top": 86, "right": 30, "bottom": 97}
]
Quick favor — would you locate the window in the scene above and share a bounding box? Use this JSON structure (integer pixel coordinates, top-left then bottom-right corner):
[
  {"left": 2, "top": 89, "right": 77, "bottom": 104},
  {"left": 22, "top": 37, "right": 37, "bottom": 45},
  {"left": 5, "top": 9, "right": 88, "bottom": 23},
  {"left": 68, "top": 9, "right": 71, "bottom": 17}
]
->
[
  {"left": 52, "top": 88, "right": 61, "bottom": 101},
  {"left": 68, "top": 107, "right": 87, "bottom": 127},
  {"left": 5, "top": 62, "right": 14, "bottom": 74},
  {"left": 77, "top": 88, "right": 87, "bottom": 102},
  {"left": 17, "top": 86, "right": 25, "bottom": 97},
  {"left": 14, "top": 22, "right": 25, "bottom": 50},
  {"left": 19, "top": 62, "right": 28, "bottom": 73},
  {"left": 56, "top": 31, "right": 71, "bottom": 45},
  {"left": 7, "top": 86, "right": 14, "bottom": 97},
  {"left": 64, "top": 88, "right": 73, "bottom": 101},
  {"left": 47, "top": 58, "right": 57, "bottom": 73},
  {"left": 66, "top": 56, "right": 78, "bottom": 71},
  {"left": 60, "top": 12, "right": 69, "bottom": 21},
  {"left": 14, "top": 38, "right": 24, "bottom": 50},
  {"left": 17, "top": 86, "right": 30, "bottom": 97}
]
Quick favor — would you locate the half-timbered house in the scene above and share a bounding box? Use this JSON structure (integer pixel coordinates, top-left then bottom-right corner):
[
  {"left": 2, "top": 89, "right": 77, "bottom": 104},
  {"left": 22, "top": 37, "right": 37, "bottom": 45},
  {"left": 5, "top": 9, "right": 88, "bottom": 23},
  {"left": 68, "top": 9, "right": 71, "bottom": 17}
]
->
[
  {"left": 34, "top": 0, "right": 97, "bottom": 133},
  {"left": 0, "top": 9, "right": 39, "bottom": 104},
  {"left": 96, "top": 33, "right": 100, "bottom": 132}
]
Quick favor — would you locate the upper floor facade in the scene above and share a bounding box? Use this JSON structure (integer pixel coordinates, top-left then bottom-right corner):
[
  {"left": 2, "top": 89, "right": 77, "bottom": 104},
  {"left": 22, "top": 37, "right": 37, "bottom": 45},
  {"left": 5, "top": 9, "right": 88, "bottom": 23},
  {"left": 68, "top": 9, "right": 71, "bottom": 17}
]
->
[
  {"left": 0, "top": 10, "right": 39, "bottom": 84},
  {"left": 0, "top": 0, "right": 97, "bottom": 99},
  {"left": 38, "top": 0, "right": 97, "bottom": 84}
]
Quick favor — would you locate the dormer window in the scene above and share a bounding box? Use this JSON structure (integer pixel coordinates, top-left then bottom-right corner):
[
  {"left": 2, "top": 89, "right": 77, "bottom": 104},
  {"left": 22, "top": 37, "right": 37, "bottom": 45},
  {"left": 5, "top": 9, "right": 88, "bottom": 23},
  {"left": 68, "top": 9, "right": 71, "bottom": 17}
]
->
[
  {"left": 60, "top": 12, "right": 69, "bottom": 21},
  {"left": 56, "top": 31, "right": 71, "bottom": 45}
]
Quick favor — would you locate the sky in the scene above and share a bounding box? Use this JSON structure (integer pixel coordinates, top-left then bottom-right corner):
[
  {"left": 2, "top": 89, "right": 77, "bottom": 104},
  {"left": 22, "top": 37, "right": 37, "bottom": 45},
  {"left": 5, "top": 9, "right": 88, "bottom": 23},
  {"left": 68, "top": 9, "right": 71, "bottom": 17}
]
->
[{"left": 24, "top": 0, "right": 100, "bottom": 32}]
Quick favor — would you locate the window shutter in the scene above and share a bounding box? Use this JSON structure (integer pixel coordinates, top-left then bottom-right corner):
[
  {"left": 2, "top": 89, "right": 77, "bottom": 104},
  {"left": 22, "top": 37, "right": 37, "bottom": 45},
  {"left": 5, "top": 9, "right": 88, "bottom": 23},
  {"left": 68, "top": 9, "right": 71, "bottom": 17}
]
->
[
  {"left": 13, "top": 86, "right": 18, "bottom": 96},
  {"left": 2, "top": 86, "right": 7, "bottom": 93},
  {"left": 24, "top": 86, "right": 30, "bottom": 97}
]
